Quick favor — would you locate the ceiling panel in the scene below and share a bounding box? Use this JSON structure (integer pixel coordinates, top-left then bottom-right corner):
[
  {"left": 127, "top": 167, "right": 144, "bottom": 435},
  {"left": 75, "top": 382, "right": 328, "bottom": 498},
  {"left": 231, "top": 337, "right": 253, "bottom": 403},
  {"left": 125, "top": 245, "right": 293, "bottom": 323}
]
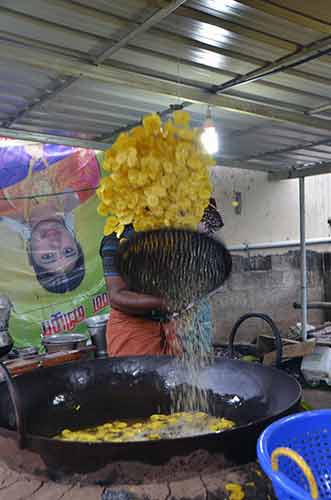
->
[{"left": 0, "top": 0, "right": 330, "bottom": 178}]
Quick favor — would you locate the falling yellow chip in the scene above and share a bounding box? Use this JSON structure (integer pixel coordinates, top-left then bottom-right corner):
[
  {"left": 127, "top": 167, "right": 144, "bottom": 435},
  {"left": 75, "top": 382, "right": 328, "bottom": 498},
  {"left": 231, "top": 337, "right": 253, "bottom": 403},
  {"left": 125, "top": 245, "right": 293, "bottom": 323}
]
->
[{"left": 97, "top": 110, "right": 213, "bottom": 237}]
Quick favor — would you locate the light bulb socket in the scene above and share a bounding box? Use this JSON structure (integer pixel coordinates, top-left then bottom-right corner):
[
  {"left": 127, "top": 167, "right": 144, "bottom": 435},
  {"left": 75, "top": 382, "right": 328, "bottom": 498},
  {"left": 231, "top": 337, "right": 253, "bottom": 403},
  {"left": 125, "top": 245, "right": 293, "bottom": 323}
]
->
[
  {"left": 203, "top": 118, "right": 215, "bottom": 129},
  {"left": 232, "top": 191, "right": 242, "bottom": 215}
]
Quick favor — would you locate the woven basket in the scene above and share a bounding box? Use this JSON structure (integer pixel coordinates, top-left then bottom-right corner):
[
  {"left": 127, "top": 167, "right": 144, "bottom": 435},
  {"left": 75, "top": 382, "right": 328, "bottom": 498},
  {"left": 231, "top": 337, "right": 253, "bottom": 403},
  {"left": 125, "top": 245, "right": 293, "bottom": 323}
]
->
[{"left": 115, "top": 228, "right": 232, "bottom": 311}]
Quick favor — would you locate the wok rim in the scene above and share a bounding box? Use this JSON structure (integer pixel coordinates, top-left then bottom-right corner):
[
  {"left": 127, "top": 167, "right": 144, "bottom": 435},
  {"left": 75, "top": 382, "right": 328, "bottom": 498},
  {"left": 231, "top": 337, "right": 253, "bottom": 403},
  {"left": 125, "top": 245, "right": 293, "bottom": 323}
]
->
[{"left": 1, "top": 358, "right": 302, "bottom": 449}]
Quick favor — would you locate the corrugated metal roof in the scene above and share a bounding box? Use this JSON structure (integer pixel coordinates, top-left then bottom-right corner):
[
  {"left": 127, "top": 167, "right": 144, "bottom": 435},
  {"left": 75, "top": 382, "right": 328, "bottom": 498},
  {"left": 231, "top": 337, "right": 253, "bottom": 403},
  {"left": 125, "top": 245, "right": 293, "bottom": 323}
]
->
[
  {"left": 189, "top": 0, "right": 326, "bottom": 44},
  {"left": 269, "top": 0, "right": 331, "bottom": 24},
  {"left": 0, "top": 0, "right": 330, "bottom": 179}
]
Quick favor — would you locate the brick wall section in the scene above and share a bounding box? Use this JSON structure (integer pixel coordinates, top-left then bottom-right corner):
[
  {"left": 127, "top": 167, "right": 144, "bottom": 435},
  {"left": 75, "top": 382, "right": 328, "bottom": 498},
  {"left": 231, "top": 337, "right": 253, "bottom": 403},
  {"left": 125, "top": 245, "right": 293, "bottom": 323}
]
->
[{"left": 211, "top": 250, "right": 325, "bottom": 344}]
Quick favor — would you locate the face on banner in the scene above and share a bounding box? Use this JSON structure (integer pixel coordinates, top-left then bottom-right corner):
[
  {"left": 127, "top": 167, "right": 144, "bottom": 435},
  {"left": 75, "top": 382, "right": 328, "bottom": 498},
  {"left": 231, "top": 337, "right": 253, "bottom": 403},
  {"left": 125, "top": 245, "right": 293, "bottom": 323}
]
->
[{"left": 0, "top": 141, "right": 109, "bottom": 347}]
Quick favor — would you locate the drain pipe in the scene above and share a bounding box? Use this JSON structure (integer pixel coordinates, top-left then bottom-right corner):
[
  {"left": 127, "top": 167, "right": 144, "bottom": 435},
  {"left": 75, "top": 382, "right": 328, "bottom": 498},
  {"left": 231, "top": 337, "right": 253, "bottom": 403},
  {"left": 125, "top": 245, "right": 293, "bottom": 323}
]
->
[{"left": 299, "top": 177, "right": 307, "bottom": 342}]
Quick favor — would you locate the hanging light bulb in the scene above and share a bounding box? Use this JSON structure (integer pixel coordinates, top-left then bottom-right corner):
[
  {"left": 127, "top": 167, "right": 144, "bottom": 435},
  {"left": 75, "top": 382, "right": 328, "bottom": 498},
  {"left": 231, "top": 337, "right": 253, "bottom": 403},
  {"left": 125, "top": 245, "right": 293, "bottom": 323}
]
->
[{"left": 201, "top": 106, "right": 219, "bottom": 155}]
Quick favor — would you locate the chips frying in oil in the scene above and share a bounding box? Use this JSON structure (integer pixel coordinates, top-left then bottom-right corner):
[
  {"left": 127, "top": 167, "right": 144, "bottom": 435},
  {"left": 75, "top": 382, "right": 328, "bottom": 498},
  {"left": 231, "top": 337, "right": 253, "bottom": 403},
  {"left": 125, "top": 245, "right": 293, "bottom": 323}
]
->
[{"left": 57, "top": 412, "right": 235, "bottom": 443}]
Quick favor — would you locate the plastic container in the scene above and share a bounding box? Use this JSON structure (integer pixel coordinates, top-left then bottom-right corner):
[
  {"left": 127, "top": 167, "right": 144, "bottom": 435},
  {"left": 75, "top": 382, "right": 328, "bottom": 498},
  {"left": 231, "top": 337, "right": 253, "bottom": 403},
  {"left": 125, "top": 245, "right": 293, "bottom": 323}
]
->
[
  {"left": 257, "top": 410, "right": 331, "bottom": 499},
  {"left": 301, "top": 346, "right": 331, "bottom": 386}
]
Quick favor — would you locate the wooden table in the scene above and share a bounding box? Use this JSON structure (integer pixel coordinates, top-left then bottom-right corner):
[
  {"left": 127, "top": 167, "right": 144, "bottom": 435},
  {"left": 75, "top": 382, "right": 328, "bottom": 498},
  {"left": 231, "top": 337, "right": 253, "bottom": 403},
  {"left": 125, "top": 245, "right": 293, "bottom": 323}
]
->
[{"left": 3, "top": 347, "right": 95, "bottom": 377}]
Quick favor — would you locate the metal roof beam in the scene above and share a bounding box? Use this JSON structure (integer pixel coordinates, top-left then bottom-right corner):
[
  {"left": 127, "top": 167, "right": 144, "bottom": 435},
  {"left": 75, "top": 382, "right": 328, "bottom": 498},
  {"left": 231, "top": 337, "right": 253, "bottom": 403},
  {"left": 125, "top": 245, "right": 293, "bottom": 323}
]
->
[
  {"left": 176, "top": 5, "right": 297, "bottom": 51},
  {"left": 213, "top": 37, "right": 331, "bottom": 93},
  {"left": 288, "top": 68, "right": 331, "bottom": 88},
  {"left": 3, "top": 76, "right": 79, "bottom": 128},
  {"left": 1, "top": 15, "right": 330, "bottom": 97},
  {"left": 0, "top": 6, "right": 270, "bottom": 70},
  {"left": 0, "top": 126, "right": 111, "bottom": 149},
  {"left": 237, "top": 0, "right": 331, "bottom": 34},
  {"left": 0, "top": 1, "right": 269, "bottom": 68},
  {"left": 0, "top": 129, "right": 281, "bottom": 174},
  {"left": 73, "top": 0, "right": 331, "bottom": 86},
  {"left": 91, "top": 0, "right": 188, "bottom": 64},
  {"left": 2, "top": 43, "right": 331, "bottom": 134},
  {"left": 215, "top": 158, "right": 281, "bottom": 173},
  {"left": 101, "top": 103, "right": 188, "bottom": 142},
  {"left": 1, "top": 0, "right": 188, "bottom": 129},
  {"left": 238, "top": 136, "right": 331, "bottom": 161},
  {"left": 6, "top": 121, "right": 111, "bottom": 135},
  {"left": 270, "top": 161, "right": 331, "bottom": 180},
  {"left": 27, "top": 108, "right": 129, "bottom": 128},
  {"left": 197, "top": 93, "right": 331, "bottom": 133},
  {"left": 2, "top": 3, "right": 331, "bottom": 89},
  {"left": 308, "top": 102, "right": 331, "bottom": 115}
]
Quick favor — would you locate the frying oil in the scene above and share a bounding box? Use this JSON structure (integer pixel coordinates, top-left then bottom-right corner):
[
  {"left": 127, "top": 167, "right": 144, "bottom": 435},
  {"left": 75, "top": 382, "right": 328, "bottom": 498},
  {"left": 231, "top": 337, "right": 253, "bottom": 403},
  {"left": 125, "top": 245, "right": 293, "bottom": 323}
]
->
[{"left": 57, "top": 411, "right": 235, "bottom": 443}]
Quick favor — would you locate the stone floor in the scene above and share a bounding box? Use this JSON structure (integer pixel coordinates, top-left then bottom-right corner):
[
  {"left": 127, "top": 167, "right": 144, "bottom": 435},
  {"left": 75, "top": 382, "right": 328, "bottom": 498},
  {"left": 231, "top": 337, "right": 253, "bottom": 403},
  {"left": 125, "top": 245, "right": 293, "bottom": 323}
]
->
[
  {"left": 303, "top": 387, "right": 331, "bottom": 409},
  {"left": 0, "top": 458, "right": 275, "bottom": 500}
]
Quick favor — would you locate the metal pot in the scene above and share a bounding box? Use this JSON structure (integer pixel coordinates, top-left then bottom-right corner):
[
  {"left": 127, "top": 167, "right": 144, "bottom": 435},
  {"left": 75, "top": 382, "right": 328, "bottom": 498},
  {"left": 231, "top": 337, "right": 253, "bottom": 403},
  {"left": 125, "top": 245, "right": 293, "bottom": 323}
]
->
[
  {"left": 84, "top": 314, "right": 109, "bottom": 358},
  {"left": 0, "top": 295, "right": 12, "bottom": 332},
  {"left": 0, "top": 331, "right": 13, "bottom": 358},
  {"left": 0, "top": 295, "right": 13, "bottom": 358},
  {"left": 42, "top": 333, "right": 88, "bottom": 354}
]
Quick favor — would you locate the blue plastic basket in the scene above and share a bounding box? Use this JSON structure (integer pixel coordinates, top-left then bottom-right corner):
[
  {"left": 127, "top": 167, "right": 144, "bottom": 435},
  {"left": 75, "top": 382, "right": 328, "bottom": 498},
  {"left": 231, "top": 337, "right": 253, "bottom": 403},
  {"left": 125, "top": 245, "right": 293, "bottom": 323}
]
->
[{"left": 257, "top": 410, "right": 331, "bottom": 500}]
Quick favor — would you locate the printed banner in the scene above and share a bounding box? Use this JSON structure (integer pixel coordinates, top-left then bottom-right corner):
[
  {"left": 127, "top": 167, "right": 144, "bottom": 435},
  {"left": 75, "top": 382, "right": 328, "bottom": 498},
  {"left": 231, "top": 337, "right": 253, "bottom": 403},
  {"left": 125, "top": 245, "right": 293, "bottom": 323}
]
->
[{"left": 0, "top": 139, "right": 108, "bottom": 347}]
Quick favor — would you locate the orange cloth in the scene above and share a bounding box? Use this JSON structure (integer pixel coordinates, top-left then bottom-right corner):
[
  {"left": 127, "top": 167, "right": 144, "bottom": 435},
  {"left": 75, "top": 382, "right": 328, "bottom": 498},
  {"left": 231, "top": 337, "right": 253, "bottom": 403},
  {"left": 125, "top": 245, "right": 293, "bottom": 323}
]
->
[{"left": 106, "top": 308, "right": 181, "bottom": 357}]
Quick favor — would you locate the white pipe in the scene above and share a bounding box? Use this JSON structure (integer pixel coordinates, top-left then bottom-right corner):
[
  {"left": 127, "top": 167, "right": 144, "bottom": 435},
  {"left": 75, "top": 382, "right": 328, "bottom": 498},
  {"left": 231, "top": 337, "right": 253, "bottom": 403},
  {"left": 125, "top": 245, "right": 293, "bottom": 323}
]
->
[
  {"left": 299, "top": 177, "right": 307, "bottom": 342},
  {"left": 228, "top": 237, "right": 331, "bottom": 252}
]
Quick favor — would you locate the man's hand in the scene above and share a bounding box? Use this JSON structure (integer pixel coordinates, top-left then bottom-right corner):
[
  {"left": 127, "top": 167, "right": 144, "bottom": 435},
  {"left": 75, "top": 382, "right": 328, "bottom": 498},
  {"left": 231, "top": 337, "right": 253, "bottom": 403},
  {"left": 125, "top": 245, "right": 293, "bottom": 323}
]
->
[{"left": 106, "top": 275, "right": 167, "bottom": 317}]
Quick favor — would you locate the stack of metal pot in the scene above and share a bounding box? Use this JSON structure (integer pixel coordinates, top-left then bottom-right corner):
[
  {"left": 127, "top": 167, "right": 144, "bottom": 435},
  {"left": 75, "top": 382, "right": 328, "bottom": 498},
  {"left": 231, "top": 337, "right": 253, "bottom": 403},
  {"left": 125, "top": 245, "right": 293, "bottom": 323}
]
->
[{"left": 84, "top": 313, "right": 108, "bottom": 358}]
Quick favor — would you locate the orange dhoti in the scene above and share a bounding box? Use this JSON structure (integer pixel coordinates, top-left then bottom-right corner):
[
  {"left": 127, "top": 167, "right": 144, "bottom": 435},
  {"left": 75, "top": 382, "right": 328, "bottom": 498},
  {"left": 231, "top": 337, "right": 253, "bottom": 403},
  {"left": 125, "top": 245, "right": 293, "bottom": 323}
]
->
[{"left": 106, "top": 308, "right": 181, "bottom": 357}]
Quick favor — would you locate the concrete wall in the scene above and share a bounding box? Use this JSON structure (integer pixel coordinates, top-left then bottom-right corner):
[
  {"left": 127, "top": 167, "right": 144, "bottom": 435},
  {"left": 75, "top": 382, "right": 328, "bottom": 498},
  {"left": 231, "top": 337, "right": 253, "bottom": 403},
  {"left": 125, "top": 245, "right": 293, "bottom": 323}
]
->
[
  {"left": 212, "top": 167, "right": 331, "bottom": 249},
  {"left": 211, "top": 250, "right": 325, "bottom": 343},
  {"left": 210, "top": 167, "right": 331, "bottom": 342}
]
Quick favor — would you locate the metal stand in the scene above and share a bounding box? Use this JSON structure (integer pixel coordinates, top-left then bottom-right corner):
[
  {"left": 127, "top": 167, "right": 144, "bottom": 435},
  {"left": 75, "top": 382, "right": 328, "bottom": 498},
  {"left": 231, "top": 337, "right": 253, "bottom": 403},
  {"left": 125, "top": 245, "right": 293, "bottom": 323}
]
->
[{"left": 299, "top": 177, "right": 307, "bottom": 341}]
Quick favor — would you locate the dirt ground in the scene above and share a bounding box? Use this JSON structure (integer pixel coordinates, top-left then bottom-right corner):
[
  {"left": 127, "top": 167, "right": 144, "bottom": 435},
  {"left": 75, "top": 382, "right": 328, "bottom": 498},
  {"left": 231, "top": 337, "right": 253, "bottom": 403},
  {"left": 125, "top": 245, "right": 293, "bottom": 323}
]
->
[{"left": 0, "top": 456, "right": 276, "bottom": 500}]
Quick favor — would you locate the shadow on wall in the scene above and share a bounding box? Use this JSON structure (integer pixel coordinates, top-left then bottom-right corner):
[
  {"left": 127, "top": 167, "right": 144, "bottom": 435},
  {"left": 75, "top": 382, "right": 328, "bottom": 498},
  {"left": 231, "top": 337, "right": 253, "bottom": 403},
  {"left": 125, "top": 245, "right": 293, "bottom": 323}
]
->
[{"left": 212, "top": 250, "right": 327, "bottom": 343}]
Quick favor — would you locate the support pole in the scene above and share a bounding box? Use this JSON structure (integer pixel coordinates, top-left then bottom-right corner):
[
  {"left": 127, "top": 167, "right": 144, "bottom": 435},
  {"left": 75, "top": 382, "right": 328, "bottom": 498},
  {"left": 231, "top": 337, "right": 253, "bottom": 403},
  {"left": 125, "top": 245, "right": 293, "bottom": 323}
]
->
[{"left": 299, "top": 177, "right": 307, "bottom": 341}]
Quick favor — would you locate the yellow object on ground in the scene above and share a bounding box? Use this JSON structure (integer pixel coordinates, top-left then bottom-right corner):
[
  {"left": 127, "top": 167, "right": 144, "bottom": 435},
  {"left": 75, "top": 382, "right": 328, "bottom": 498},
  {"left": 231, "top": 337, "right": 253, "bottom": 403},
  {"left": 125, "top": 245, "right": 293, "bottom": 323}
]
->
[{"left": 225, "top": 482, "right": 245, "bottom": 500}]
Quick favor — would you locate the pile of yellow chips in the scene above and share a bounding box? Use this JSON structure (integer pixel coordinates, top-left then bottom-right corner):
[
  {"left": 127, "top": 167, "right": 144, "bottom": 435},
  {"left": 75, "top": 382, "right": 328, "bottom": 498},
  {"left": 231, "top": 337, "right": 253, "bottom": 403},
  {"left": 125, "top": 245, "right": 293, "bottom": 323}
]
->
[
  {"left": 225, "top": 483, "right": 246, "bottom": 500},
  {"left": 57, "top": 411, "right": 235, "bottom": 443},
  {"left": 97, "top": 111, "right": 214, "bottom": 237}
]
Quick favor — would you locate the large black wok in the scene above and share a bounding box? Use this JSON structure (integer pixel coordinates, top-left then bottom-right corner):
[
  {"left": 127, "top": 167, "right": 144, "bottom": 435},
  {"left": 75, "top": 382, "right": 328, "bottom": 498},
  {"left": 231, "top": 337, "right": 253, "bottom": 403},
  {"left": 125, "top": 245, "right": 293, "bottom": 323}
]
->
[{"left": 0, "top": 356, "right": 301, "bottom": 479}]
